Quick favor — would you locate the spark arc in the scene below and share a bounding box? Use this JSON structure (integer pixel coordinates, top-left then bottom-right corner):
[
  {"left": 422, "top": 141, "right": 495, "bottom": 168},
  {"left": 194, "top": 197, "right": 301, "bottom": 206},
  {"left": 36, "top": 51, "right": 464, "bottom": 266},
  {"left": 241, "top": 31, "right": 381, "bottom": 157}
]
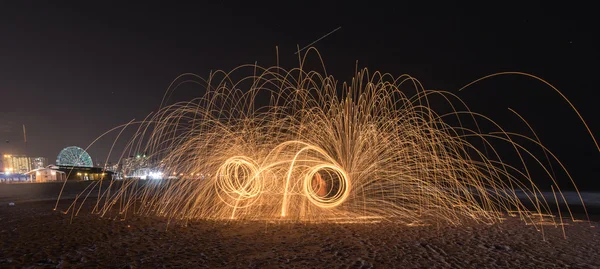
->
[{"left": 71, "top": 50, "right": 593, "bottom": 227}]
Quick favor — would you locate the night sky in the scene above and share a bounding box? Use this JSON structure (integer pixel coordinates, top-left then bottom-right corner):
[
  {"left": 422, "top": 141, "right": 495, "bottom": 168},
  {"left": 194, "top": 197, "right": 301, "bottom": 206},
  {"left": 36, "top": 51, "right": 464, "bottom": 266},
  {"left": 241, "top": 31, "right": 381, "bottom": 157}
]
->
[{"left": 1, "top": 2, "right": 598, "bottom": 189}]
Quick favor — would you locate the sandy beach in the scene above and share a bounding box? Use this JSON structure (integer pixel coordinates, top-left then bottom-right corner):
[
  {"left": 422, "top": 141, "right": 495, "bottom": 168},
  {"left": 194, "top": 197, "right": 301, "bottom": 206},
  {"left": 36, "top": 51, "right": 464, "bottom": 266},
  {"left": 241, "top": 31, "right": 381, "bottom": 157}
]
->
[{"left": 1, "top": 182, "right": 599, "bottom": 268}]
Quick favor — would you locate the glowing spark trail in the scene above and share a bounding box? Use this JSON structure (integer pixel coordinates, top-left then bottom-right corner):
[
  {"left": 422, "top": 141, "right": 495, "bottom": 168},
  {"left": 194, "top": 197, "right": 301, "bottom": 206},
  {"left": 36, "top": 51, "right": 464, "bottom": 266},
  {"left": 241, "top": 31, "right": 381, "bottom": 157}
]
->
[
  {"left": 62, "top": 49, "right": 595, "bottom": 229},
  {"left": 294, "top": 26, "right": 342, "bottom": 54}
]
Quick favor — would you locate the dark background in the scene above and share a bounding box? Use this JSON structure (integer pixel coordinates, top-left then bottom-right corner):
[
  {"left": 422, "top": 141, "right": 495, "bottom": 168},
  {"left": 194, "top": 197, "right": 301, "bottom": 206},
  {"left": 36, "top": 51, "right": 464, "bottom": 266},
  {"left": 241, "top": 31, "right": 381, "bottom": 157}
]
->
[{"left": 0, "top": 2, "right": 598, "bottom": 189}]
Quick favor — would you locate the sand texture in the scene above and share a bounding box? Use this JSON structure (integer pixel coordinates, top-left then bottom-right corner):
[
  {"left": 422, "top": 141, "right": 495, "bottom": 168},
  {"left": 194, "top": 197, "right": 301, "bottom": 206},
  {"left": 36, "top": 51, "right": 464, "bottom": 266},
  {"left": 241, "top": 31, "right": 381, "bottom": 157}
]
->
[{"left": 0, "top": 182, "right": 599, "bottom": 268}]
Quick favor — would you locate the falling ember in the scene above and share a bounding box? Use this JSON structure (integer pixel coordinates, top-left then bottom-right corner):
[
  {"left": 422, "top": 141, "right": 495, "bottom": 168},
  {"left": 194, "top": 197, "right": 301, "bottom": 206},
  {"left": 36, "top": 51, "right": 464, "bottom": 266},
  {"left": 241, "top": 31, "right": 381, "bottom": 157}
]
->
[{"left": 64, "top": 49, "right": 596, "bottom": 228}]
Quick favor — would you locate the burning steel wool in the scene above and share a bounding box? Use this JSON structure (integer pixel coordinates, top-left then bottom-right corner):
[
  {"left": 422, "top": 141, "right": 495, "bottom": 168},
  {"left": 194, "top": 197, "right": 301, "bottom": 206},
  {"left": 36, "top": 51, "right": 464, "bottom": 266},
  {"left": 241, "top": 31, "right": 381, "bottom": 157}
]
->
[{"left": 61, "top": 50, "right": 597, "bottom": 228}]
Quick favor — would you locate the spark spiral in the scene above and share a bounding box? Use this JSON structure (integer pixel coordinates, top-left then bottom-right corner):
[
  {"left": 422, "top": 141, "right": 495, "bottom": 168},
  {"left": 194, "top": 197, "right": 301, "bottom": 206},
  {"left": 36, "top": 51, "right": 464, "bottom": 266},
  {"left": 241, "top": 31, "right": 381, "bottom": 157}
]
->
[{"left": 67, "top": 49, "right": 596, "bottom": 227}]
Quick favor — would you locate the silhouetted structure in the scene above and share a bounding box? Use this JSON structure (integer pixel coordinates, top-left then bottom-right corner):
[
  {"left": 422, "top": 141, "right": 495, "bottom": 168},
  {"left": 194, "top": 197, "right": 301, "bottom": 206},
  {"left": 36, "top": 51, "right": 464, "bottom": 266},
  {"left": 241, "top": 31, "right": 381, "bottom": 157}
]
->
[{"left": 57, "top": 165, "right": 113, "bottom": 181}]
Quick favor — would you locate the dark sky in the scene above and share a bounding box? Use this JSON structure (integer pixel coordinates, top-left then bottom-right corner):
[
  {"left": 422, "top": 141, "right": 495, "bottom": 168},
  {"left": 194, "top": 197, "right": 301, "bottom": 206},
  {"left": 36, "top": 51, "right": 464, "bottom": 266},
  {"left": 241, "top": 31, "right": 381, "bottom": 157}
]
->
[{"left": 1, "top": 2, "right": 598, "bottom": 189}]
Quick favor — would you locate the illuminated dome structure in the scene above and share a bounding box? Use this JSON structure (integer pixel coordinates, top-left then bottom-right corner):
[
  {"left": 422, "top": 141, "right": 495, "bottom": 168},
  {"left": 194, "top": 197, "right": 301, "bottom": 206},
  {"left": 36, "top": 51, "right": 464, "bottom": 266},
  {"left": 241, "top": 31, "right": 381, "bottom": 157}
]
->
[{"left": 56, "top": 146, "right": 93, "bottom": 167}]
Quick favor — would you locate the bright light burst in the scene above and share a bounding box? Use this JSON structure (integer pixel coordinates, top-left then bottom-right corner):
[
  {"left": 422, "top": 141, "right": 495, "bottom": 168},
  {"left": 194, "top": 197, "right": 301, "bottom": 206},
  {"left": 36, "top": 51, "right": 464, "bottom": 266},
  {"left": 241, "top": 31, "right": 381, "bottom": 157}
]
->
[{"left": 64, "top": 49, "right": 597, "bottom": 228}]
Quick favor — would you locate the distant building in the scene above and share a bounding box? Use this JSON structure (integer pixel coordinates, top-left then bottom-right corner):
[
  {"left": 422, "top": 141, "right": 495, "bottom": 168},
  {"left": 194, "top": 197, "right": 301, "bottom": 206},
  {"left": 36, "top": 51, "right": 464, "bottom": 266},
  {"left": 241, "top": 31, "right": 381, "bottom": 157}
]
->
[
  {"left": 105, "top": 161, "right": 119, "bottom": 172},
  {"left": 2, "top": 155, "right": 49, "bottom": 174},
  {"left": 2, "top": 154, "right": 31, "bottom": 174},
  {"left": 117, "top": 154, "right": 165, "bottom": 179},
  {"left": 121, "top": 154, "right": 149, "bottom": 177},
  {"left": 31, "top": 157, "right": 47, "bottom": 169},
  {"left": 24, "top": 168, "right": 66, "bottom": 182},
  {"left": 57, "top": 165, "right": 113, "bottom": 181},
  {"left": 122, "top": 154, "right": 149, "bottom": 171}
]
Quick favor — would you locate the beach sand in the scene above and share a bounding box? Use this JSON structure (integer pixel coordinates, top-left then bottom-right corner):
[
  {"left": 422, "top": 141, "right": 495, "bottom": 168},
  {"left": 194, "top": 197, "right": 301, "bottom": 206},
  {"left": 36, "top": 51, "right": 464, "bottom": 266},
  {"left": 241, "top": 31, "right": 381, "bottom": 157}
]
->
[{"left": 1, "top": 182, "right": 599, "bottom": 268}]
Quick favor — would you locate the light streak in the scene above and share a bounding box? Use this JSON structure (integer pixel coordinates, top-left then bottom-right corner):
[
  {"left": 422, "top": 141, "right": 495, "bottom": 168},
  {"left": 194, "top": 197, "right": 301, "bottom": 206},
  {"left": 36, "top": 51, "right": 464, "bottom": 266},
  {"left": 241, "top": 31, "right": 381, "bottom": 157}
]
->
[
  {"left": 63, "top": 49, "right": 594, "bottom": 228},
  {"left": 294, "top": 26, "right": 342, "bottom": 54}
]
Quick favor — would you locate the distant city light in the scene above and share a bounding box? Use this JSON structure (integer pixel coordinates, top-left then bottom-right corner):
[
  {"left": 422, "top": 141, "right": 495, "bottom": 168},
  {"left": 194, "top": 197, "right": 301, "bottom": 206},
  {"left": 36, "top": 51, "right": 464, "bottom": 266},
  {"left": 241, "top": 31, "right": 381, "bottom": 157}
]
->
[{"left": 149, "top": 171, "right": 163, "bottom": 179}]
